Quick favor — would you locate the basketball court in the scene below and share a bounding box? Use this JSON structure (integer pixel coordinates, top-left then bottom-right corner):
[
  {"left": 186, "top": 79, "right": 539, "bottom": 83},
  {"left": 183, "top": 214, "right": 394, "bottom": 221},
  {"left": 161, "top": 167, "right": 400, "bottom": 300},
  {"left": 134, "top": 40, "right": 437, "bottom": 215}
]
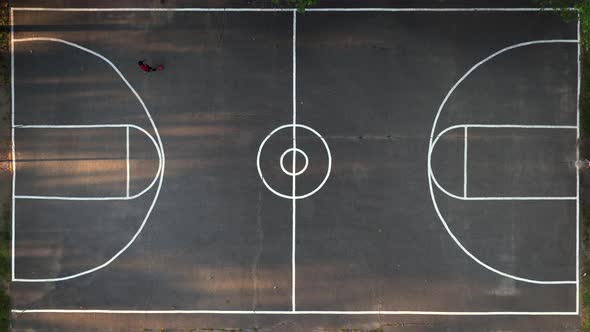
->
[{"left": 9, "top": 5, "right": 580, "bottom": 331}]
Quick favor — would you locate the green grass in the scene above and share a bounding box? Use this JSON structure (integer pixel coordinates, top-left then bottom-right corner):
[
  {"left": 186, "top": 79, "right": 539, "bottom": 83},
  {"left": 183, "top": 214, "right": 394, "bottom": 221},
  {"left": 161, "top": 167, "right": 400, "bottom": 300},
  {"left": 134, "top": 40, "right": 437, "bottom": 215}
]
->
[
  {"left": 271, "top": 0, "right": 316, "bottom": 12},
  {"left": 583, "top": 52, "right": 590, "bottom": 139},
  {"left": 0, "top": 1, "right": 9, "bottom": 331},
  {"left": 582, "top": 50, "right": 590, "bottom": 332},
  {"left": 0, "top": 286, "right": 7, "bottom": 332},
  {"left": 583, "top": 204, "right": 590, "bottom": 331},
  {"left": 581, "top": 2, "right": 590, "bottom": 329},
  {"left": 582, "top": 53, "right": 590, "bottom": 331},
  {"left": 0, "top": 205, "right": 8, "bottom": 283},
  {"left": 0, "top": 204, "right": 9, "bottom": 332},
  {"left": 541, "top": 2, "right": 590, "bottom": 330},
  {"left": 0, "top": 0, "right": 7, "bottom": 87},
  {"left": 539, "top": 1, "right": 590, "bottom": 50}
]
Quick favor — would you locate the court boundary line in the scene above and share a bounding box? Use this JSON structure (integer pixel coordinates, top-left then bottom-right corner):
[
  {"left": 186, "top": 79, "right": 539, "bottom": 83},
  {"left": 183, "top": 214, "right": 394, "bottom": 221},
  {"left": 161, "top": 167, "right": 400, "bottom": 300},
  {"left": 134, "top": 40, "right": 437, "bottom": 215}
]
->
[
  {"left": 9, "top": 8, "right": 578, "bottom": 315},
  {"left": 10, "top": 7, "right": 14, "bottom": 282},
  {"left": 10, "top": 7, "right": 576, "bottom": 12},
  {"left": 576, "top": 15, "right": 581, "bottom": 314},
  {"left": 9, "top": 309, "right": 580, "bottom": 315},
  {"left": 463, "top": 126, "right": 467, "bottom": 198},
  {"left": 11, "top": 33, "right": 166, "bottom": 282},
  {"left": 12, "top": 124, "right": 161, "bottom": 201},
  {"left": 427, "top": 40, "right": 578, "bottom": 288}
]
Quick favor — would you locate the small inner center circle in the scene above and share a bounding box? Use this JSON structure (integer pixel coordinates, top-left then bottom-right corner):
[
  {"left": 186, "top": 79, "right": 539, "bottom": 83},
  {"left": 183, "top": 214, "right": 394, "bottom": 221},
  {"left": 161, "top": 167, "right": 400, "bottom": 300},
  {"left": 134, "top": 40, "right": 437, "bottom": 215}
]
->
[{"left": 280, "top": 148, "right": 309, "bottom": 176}]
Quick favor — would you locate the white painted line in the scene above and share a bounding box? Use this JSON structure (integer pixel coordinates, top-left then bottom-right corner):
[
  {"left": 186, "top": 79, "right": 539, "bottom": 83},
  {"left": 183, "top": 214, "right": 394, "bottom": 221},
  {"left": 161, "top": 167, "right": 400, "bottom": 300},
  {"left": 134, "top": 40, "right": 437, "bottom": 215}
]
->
[
  {"left": 10, "top": 7, "right": 15, "bottom": 282},
  {"left": 576, "top": 15, "right": 581, "bottom": 314},
  {"left": 463, "top": 124, "right": 576, "bottom": 129},
  {"left": 427, "top": 40, "right": 578, "bottom": 285},
  {"left": 463, "top": 126, "right": 467, "bottom": 198},
  {"left": 280, "top": 148, "right": 308, "bottom": 176},
  {"left": 11, "top": 37, "right": 165, "bottom": 282},
  {"left": 291, "top": 10, "right": 297, "bottom": 312},
  {"left": 10, "top": 309, "right": 579, "bottom": 315},
  {"left": 10, "top": 7, "right": 574, "bottom": 12},
  {"left": 12, "top": 124, "right": 161, "bottom": 201},
  {"left": 12, "top": 7, "right": 295, "bottom": 12},
  {"left": 10, "top": 13, "right": 577, "bottom": 314},
  {"left": 430, "top": 124, "right": 577, "bottom": 201},
  {"left": 306, "top": 8, "right": 574, "bottom": 12},
  {"left": 126, "top": 125, "right": 130, "bottom": 198}
]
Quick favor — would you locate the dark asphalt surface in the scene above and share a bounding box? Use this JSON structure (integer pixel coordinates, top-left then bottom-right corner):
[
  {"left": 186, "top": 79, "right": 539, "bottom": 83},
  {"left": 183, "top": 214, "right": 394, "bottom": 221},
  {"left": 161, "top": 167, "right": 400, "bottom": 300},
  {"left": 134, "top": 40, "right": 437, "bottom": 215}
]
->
[{"left": 9, "top": 3, "right": 580, "bottom": 331}]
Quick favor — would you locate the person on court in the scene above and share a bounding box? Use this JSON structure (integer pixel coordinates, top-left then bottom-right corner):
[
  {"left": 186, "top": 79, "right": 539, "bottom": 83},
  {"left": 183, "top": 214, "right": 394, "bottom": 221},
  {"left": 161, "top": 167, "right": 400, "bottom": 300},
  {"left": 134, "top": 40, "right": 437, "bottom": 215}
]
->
[{"left": 138, "top": 60, "right": 164, "bottom": 72}]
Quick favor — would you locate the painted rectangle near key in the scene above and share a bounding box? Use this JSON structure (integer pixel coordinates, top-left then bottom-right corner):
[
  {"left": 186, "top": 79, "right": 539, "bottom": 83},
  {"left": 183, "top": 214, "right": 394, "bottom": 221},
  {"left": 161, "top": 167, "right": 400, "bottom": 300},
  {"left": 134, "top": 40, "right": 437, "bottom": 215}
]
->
[
  {"left": 14, "top": 126, "right": 128, "bottom": 198},
  {"left": 466, "top": 127, "right": 576, "bottom": 198}
]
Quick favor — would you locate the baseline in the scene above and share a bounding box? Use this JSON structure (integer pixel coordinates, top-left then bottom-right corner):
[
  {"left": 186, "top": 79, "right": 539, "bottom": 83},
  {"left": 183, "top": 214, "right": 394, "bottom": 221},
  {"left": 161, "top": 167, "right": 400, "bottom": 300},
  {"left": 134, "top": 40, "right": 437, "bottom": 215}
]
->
[
  {"left": 10, "top": 7, "right": 575, "bottom": 12},
  {"left": 10, "top": 309, "right": 578, "bottom": 315},
  {"left": 9, "top": 8, "right": 578, "bottom": 314},
  {"left": 576, "top": 16, "right": 581, "bottom": 314}
]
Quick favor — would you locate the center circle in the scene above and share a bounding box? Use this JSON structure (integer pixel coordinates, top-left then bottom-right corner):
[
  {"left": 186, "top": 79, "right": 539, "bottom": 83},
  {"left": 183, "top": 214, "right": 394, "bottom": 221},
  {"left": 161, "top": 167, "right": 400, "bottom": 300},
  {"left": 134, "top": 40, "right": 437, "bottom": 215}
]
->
[
  {"left": 257, "top": 124, "right": 332, "bottom": 200},
  {"left": 280, "top": 147, "right": 309, "bottom": 176}
]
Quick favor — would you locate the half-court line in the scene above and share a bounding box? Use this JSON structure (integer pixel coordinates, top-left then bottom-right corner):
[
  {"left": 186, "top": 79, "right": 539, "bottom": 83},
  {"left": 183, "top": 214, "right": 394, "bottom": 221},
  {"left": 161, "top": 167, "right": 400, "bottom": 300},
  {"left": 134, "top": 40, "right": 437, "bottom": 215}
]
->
[
  {"left": 10, "top": 309, "right": 579, "bottom": 315},
  {"left": 291, "top": 9, "right": 297, "bottom": 312}
]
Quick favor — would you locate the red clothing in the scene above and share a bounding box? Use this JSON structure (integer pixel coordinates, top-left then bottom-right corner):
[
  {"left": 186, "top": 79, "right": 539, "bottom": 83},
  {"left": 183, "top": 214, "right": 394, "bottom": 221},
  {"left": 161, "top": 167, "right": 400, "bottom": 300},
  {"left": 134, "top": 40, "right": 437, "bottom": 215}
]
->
[{"left": 138, "top": 63, "right": 151, "bottom": 72}]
